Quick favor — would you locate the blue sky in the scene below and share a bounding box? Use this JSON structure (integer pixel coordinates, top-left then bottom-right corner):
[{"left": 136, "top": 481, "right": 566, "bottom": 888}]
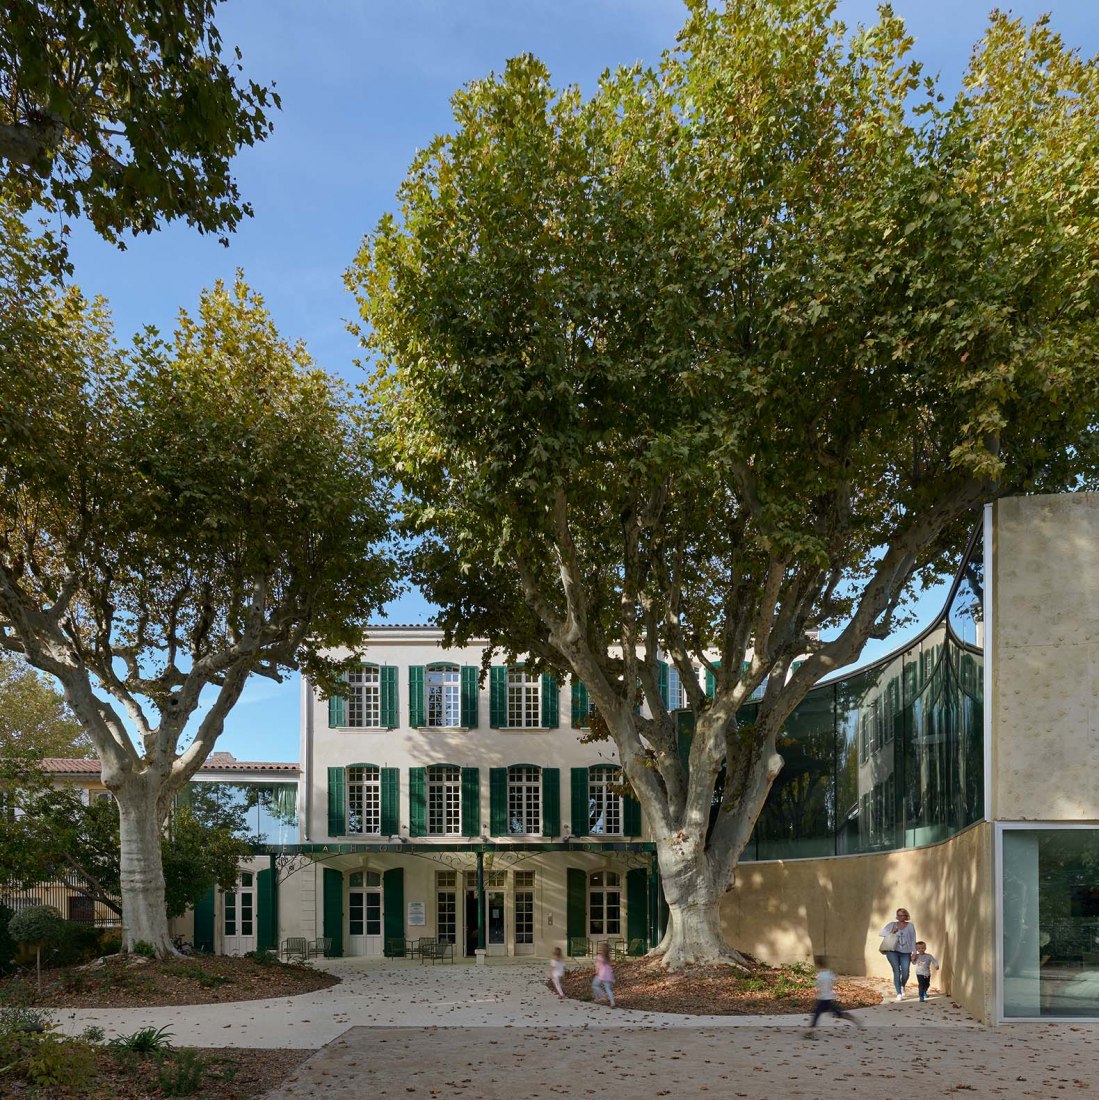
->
[{"left": 60, "top": 1, "right": 1097, "bottom": 762}]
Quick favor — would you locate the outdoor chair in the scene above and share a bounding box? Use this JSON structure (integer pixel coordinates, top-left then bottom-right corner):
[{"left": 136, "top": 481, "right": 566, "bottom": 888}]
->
[
  {"left": 281, "top": 937, "right": 308, "bottom": 962},
  {"left": 308, "top": 936, "right": 332, "bottom": 958},
  {"left": 568, "top": 936, "right": 591, "bottom": 957},
  {"left": 386, "top": 938, "right": 407, "bottom": 958}
]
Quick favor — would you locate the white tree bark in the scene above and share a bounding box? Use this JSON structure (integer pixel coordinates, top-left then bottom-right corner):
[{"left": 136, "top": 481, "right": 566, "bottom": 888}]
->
[{"left": 114, "top": 777, "right": 176, "bottom": 956}]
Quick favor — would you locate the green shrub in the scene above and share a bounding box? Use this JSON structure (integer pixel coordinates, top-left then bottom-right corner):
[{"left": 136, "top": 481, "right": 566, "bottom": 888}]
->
[
  {"left": 47, "top": 919, "right": 103, "bottom": 967},
  {"left": 23, "top": 1033, "right": 95, "bottom": 1090},
  {"left": 0, "top": 903, "right": 16, "bottom": 975},
  {"left": 198, "top": 973, "right": 231, "bottom": 989},
  {"left": 109, "top": 1025, "right": 174, "bottom": 1052},
  {"left": 245, "top": 947, "right": 277, "bottom": 966},
  {"left": 131, "top": 939, "right": 156, "bottom": 958},
  {"left": 80, "top": 1024, "right": 105, "bottom": 1044},
  {"left": 157, "top": 1048, "right": 208, "bottom": 1096},
  {"left": 98, "top": 929, "right": 123, "bottom": 956},
  {"left": 0, "top": 1003, "right": 52, "bottom": 1037}
]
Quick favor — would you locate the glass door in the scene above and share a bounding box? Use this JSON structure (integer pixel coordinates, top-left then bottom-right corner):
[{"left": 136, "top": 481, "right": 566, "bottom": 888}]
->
[
  {"left": 222, "top": 871, "right": 255, "bottom": 956},
  {"left": 348, "top": 870, "right": 384, "bottom": 956}
]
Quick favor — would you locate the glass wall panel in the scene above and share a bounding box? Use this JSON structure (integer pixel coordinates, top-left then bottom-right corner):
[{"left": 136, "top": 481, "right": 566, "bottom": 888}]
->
[
  {"left": 756, "top": 686, "right": 836, "bottom": 859},
  {"left": 741, "top": 521, "right": 984, "bottom": 862},
  {"left": 1003, "top": 829, "right": 1099, "bottom": 1018},
  {"left": 180, "top": 781, "right": 298, "bottom": 846}
]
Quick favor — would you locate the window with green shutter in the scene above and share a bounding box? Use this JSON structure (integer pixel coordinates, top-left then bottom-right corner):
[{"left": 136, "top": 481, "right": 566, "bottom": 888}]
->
[
  {"left": 256, "top": 864, "right": 277, "bottom": 951},
  {"left": 408, "top": 666, "right": 425, "bottom": 727},
  {"left": 327, "top": 767, "right": 346, "bottom": 837},
  {"left": 328, "top": 691, "right": 345, "bottom": 728},
  {"left": 461, "top": 767, "right": 480, "bottom": 836},
  {"left": 460, "top": 666, "right": 479, "bottom": 728},
  {"left": 489, "top": 767, "right": 507, "bottom": 836},
  {"left": 542, "top": 768, "right": 560, "bottom": 836},
  {"left": 570, "top": 767, "right": 589, "bottom": 837},
  {"left": 383, "top": 868, "right": 404, "bottom": 952},
  {"left": 571, "top": 679, "right": 590, "bottom": 728},
  {"left": 489, "top": 666, "right": 507, "bottom": 728},
  {"left": 381, "top": 767, "right": 400, "bottom": 835},
  {"left": 623, "top": 788, "right": 642, "bottom": 836},
  {"left": 566, "top": 868, "right": 587, "bottom": 945},
  {"left": 409, "top": 767, "right": 426, "bottom": 836},
  {"left": 658, "top": 661, "right": 670, "bottom": 709},
  {"left": 540, "top": 673, "right": 559, "bottom": 728},
  {"left": 380, "top": 665, "right": 398, "bottom": 728}
]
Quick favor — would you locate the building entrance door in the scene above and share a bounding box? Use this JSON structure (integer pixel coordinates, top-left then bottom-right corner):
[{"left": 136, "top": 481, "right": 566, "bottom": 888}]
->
[{"left": 222, "top": 872, "right": 255, "bottom": 956}]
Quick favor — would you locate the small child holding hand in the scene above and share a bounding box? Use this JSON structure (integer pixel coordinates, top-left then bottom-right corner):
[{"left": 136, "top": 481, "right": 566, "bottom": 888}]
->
[{"left": 912, "top": 940, "right": 940, "bottom": 1002}]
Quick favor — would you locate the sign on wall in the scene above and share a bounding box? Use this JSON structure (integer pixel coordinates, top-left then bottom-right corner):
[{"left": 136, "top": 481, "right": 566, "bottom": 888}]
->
[{"left": 407, "top": 901, "right": 426, "bottom": 926}]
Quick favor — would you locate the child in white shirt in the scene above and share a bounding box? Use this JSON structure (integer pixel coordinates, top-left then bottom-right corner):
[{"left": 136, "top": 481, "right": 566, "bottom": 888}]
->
[{"left": 912, "top": 941, "right": 940, "bottom": 1002}]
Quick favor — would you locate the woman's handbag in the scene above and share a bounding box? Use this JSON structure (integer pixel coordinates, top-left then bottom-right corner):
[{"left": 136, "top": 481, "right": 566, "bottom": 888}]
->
[{"left": 879, "top": 928, "right": 899, "bottom": 953}]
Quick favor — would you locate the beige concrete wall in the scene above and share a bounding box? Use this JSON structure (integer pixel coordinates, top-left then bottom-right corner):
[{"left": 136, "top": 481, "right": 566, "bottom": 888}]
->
[
  {"left": 719, "top": 822, "right": 995, "bottom": 1023},
  {"left": 991, "top": 493, "right": 1099, "bottom": 822}
]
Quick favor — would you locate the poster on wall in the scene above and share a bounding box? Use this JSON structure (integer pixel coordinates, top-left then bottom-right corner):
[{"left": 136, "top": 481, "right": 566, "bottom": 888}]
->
[{"left": 408, "top": 902, "right": 426, "bottom": 926}]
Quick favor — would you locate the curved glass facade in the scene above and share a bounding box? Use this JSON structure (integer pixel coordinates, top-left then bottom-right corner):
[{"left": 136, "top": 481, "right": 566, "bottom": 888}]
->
[{"left": 741, "top": 528, "right": 984, "bottom": 862}]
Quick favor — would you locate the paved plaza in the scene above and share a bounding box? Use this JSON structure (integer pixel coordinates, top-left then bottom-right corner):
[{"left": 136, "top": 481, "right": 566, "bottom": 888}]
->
[{"left": 52, "top": 958, "right": 1099, "bottom": 1098}]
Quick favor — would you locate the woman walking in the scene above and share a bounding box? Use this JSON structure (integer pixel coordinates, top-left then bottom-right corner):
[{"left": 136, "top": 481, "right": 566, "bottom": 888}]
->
[{"left": 880, "top": 907, "right": 917, "bottom": 1001}]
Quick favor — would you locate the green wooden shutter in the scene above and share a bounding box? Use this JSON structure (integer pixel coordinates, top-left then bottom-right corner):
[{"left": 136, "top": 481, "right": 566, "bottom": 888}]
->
[
  {"left": 626, "top": 868, "right": 648, "bottom": 952},
  {"left": 461, "top": 666, "right": 479, "bottom": 728},
  {"left": 540, "top": 673, "right": 559, "bottom": 728},
  {"left": 704, "top": 666, "right": 715, "bottom": 698},
  {"left": 327, "top": 767, "right": 346, "bottom": 837},
  {"left": 461, "top": 767, "right": 480, "bottom": 836},
  {"left": 383, "top": 868, "right": 404, "bottom": 953},
  {"left": 571, "top": 679, "right": 589, "bottom": 728},
  {"left": 408, "top": 666, "right": 425, "bottom": 727},
  {"left": 489, "top": 666, "right": 507, "bottom": 728},
  {"left": 328, "top": 693, "right": 345, "bottom": 728},
  {"left": 676, "top": 710, "right": 695, "bottom": 776},
  {"left": 623, "top": 787, "right": 642, "bottom": 836},
  {"left": 489, "top": 767, "right": 507, "bottom": 836},
  {"left": 323, "top": 867, "right": 344, "bottom": 957},
  {"left": 193, "top": 886, "right": 215, "bottom": 953},
  {"left": 381, "top": 767, "right": 400, "bottom": 835},
  {"left": 658, "top": 661, "right": 670, "bottom": 709},
  {"left": 541, "top": 767, "right": 560, "bottom": 837},
  {"left": 257, "top": 865, "right": 277, "bottom": 951},
  {"left": 409, "top": 767, "right": 426, "bottom": 837},
  {"left": 570, "top": 767, "right": 589, "bottom": 837},
  {"left": 567, "top": 867, "right": 587, "bottom": 944},
  {"left": 381, "top": 666, "right": 398, "bottom": 728}
]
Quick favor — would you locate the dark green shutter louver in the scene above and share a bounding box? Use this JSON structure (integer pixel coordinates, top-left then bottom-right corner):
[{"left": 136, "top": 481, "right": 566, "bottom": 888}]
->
[
  {"left": 257, "top": 865, "right": 277, "bottom": 951},
  {"left": 626, "top": 868, "right": 648, "bottom": 952},
  {"left": 567, "top": 867, "right": 587, "bottom": 944},
  {"left": 383, "top": 868, "right": 404, "bottom": 953},
  {"left": 381, "top": 767, "right": 400, "bottom": 835},
  {"left": 408, "top": 666, "right": 425, "bottom": 727},
  {"left": 623, "top": 786, "right": 642, "bottom": 836},
  {"left": 461, "top": 666, "right": 479, "bottom": 728},
  {"left": 570, "top": 767, "right": 589, "bottom": 837},
  {"left": 704, "top": 663, "right": 718, "bottom": 699},
  {"left": 676, "top": 710, "right": 695, "bottom": 776},
  {"left": 571, "top": 679, "right": 589, "bottom": 728},
  {"left": 193, "top": 886, "right": 215, "bottom": 953},
  {"left": 328, "top": 692, "right": 345, "bottom": 728},
  {"left": 381, "top": 666, "right": 398, "bottom": 728},
  {"left": 489, "top": 767, "right": 507, "bottom": 836},
  {"left": 409, "top": 767, "right": 426, "bottom": 836},
  {"left": 542, "top": 768, "right": 560, "bottom": 837},
  {"left": 322, "top": 867, "right": 343, "bottom": 957},
  {"left": 658, "top": 661, "right": 670, "bottom": 709},
  {"left": 489, "top": 666, "right": 507, "bottom": 728},
  {"left": 461, "top": 767, "right": 480, "bottom": 836},
  {"left": 327, "top": 767, "right": 346, "bottom": 837},
  {"left": 541, "top": 673, "right": 559, "bottom": 728}
]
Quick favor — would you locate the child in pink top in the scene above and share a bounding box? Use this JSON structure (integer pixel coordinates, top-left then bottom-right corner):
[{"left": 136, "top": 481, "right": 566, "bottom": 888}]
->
[{"left": 592, "top": 944, "right": 616, "bottom": 1007}]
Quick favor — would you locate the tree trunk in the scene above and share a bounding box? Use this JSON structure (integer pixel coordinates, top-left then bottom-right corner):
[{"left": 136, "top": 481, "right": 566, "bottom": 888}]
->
[
  {"left": 115, "top": 780, "right": 177, "bottom": 958},
  {"left": 652, "top": 830, "right": 751, "bottom": 970}
]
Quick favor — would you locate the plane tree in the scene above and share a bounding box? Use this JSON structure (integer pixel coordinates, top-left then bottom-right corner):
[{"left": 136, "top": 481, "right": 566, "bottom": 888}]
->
[
  {"left": 0, "top": 201, "right": 397, "bottom": 955},
  {"left": 350, "top": 0, "right": 1099, "bottom": 967}
]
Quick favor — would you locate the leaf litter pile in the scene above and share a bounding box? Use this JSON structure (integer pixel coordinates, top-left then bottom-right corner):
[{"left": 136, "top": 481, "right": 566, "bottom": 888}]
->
[{"left": 559, "top": 955, "right": 884, "bottom": 1015}]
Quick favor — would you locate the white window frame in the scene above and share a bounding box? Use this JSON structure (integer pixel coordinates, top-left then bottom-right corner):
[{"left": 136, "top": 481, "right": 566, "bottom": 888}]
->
[
  {"left": 347, "top": 765, "right": 381, "bottom": 835},
  {"left": 507, "top": 765, "right": 542, "bottom": 836},
  {"left": 427, "top": 765, "right": 462, "bottom": 836},
  {"left": 507, "top": 668, "right": 541, "bottom": 728},
  {"left": 588, "top": 869, "right": 622, "bottom": 938},
  {"left": 347, "top": 665, "right": 381, "bottom": 728},
  {"left": 426, "top": 664, "right": 461, "bottom": 728},
  {"left": 588, "top": 766, "right": 622, "bottom": 836}
]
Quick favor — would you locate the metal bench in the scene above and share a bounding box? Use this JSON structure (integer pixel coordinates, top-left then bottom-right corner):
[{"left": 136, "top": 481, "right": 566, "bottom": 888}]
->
[
  {"left": 568, "top": 936, "right": 592, "bottom": 958},
  {"left": 420, "top": 939, "right": 455, "bottom": 964},
  {"left": 281, "top": 937, "right": 308, "bottom": 962},
  {"left": 308, "top": 936, "right": 332, "bottom": 958}
]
